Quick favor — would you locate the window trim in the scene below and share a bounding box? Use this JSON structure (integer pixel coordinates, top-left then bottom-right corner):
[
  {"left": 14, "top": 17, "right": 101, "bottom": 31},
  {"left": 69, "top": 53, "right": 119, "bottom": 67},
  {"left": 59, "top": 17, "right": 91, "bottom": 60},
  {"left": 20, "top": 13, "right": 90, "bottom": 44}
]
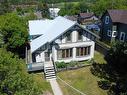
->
[
  {"left": 107, "top": 30, "right": 112, "bottom": 37},
  {"left": 76, "top": 46, "right": 91, "bottom": 57},
  {"left": 57, "top": 48, "right": 73, "bottom": 60},
  {"left": 112, "top": 31, "right": 117, "bottom": 37},
  {"left": 120, "top": 32, "right": 126, "bottom": 42},
  {"left": 105, "top": 16, "right": 109, "bottom": 24}
]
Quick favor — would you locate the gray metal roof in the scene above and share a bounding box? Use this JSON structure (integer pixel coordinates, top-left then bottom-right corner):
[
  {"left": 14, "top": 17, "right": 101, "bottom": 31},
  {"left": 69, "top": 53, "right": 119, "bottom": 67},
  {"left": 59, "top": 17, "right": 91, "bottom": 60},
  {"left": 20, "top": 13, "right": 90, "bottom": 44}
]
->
[{"left": 29, "top": 16, "right": 76, "bottom": 53}]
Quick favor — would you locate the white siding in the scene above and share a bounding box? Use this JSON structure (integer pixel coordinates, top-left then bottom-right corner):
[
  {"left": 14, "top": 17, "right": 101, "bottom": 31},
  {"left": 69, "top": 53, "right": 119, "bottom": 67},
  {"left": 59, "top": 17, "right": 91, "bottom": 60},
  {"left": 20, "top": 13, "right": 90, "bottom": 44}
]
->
[{"left": 53, "top": 41, "right": 95, "bottom": 63}]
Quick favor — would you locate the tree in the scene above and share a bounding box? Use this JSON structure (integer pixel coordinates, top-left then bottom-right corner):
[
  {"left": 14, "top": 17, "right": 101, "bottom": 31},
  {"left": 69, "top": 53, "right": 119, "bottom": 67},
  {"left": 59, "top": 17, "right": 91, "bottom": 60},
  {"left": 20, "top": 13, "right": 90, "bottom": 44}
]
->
[
  {"left": 91, "top": 0, "right": 127, "bottom": 16},
  {"left": 0, "top": 48, "right": 42, "bottom": 95},
  {"left": 106, "top": 41, "right": 127, "bottom": 74},
  {"left": 37, "top": 3, "right": 50, "bottom": 18},
  {"left": 0, "top": 0, "right": 12, "bottom": 15},
  {"left": 0, "top": 13, "right": 28, "bottom": 57}
]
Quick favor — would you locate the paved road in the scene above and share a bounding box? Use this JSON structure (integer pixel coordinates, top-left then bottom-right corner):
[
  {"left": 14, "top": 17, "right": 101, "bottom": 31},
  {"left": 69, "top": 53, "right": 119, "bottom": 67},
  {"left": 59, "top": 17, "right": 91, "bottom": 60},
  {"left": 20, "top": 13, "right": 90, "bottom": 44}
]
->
[{"left": 50, "top": 79, "right": 63, "bottom": 95}]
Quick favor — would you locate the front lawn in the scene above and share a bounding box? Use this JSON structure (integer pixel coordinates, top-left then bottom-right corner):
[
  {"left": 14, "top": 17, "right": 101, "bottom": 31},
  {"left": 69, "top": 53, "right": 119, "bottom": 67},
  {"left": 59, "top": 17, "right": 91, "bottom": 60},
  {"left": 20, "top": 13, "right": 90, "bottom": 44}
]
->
[
  {"left": 57, "top": 66, "right": 107, "bottom": 95},
  {"left": 32, "top": 73, "right": 53, "bottom": 95}
]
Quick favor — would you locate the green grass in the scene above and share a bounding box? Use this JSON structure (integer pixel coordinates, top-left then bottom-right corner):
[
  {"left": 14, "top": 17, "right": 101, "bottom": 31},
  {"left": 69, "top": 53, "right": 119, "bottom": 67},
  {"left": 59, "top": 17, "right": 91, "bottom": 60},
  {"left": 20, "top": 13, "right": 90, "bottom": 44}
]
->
[
  {"left": 57, "top": 67, "right": 107, "bottom": 95},
  {"left": 94, "top": 51, "right": 107, "bottom": 64},
  {"left": 32, "top": 73, "right": 53, "bottom": 94}
]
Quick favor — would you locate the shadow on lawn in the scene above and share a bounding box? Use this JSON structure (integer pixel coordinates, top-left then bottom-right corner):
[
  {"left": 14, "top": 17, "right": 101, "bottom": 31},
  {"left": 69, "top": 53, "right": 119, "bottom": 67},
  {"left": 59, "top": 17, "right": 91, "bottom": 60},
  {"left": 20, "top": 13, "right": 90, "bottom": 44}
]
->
[{"left": 90, "top": 62, "right": 127, "bottom": 95}]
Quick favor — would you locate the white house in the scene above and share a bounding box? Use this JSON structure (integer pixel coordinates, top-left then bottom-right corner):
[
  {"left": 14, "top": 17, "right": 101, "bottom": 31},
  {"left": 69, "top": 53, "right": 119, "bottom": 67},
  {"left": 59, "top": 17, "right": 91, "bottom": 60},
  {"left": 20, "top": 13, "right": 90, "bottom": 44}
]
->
[
  {"left": 28, "top": 16, "right": 99, "bottom": 64},
  {"left": 49, "top": 8, "right": 60, "bottom": 18}
]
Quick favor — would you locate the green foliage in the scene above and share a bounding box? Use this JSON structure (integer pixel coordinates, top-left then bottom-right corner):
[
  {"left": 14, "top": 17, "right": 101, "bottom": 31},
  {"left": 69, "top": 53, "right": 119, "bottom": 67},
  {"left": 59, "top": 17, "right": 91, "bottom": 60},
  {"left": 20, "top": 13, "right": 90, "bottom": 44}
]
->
[
  {"left": 56, "top": 61, "right": 66, "bottom": 68},
  {"left": 91, "top": 0, "right": 127, "bottom": 16},
  {"left": 68, "top": 61, "right": 77, "bottom": 67},
  {"left": 58, "top": 1, "right": 89, "bottom": 16},
  {"left": 0, "top": 48, "right": 42, "bottom": 95},
  {"left": 0, "top": 13, "right": 28, "bottom": 56},
  {"left": 0, "top": 0, "right": 12, "bottom": 15},
  {"left": 37, "top": 3, "right": 50, "bottom": 18},
  {"left": 106, "top": 41, "right": 127, "bottom": 74}
]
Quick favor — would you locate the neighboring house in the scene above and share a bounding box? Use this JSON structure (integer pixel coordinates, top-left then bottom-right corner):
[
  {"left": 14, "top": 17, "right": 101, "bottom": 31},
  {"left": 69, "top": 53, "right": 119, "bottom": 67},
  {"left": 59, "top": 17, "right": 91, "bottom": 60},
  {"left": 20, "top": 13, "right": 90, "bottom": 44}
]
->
[
  {"left": 49, "top": 8, "right": 60, "bottom": 18},
  {"left": 78, "top": 13, "right": 98, "bottom": 25},
  {"left": 28, "top": 16, "right": 99, "bottom": 63},
  {"left": 64, "top": 15, "right": 78, "bottom": 22},
  {"left": 101, "top": 10, "right": 127, "bottom": 42}
]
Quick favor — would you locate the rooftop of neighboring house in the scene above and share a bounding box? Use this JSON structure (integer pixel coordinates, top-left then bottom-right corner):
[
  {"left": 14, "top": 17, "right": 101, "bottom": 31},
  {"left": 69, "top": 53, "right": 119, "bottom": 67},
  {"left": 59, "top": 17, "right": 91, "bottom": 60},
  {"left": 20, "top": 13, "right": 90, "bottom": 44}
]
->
[
  {"left": 78, "top": 13, "right": 95, "bottom": 19},
  {"left": 102, "top": 9, "right": 127, "bottom": 24},
  {"left": 64, "top": 15, "right": 78, "bottom": 21}
]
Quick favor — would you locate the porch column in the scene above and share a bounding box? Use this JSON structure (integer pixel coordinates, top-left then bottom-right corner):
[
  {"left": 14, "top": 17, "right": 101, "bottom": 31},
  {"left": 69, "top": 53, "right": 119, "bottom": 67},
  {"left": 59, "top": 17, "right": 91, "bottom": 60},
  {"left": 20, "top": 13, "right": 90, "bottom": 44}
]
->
[{"left": 73, "top": 47, "right": 76, "bottom": 60}]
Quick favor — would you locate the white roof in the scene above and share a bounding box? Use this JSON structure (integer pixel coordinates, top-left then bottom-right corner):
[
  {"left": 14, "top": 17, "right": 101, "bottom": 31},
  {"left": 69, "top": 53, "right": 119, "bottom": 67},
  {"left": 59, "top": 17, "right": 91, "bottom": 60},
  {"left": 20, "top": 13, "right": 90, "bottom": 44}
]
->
[
  {"left": 28, "top": 19, "right": 53, "bottom": 35},
  {"left": 30, "top": 16, "right": 76, "bottom": 53}
]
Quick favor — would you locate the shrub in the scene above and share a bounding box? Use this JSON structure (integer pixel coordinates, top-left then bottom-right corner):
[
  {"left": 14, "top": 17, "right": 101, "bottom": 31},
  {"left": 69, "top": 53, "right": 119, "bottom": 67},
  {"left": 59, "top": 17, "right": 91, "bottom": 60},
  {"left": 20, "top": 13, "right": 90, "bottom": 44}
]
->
[
  {"left": 55, "top": 61, "right": 66, "bottom": 68},
  {"left": 67, "top": 61, "right": 77, "bottom": 67}
]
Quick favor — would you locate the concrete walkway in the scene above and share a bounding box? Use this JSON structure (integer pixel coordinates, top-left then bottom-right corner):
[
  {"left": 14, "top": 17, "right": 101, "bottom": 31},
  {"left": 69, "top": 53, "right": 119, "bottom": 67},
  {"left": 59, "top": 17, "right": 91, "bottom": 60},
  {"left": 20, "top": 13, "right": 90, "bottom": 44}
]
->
[{"left": 49, "top": 79, "right": 63, "bottom": 95}]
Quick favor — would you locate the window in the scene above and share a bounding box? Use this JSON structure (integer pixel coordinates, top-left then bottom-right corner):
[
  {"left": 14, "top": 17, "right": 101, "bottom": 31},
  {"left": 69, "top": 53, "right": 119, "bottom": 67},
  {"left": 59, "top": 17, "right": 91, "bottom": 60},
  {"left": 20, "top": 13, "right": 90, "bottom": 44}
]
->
[
  {"left": 77, "top": 30, "right": 83, "bottom": 41},
  {"left": 112, "top": 25, "right": 117, "bottom": 31},
  {"left": 112, "top": 31, "right": 117, "bottom": 37},
  {"left": 112, "top": 26, "right": 117, "bottom": 37},
  {"left": 57, "top": 48, "right": 73, "bottom": 59},
  {"left": 76, "top": 46, "right": 90, "bottom": 57},
  {"left": 120, "top": 32, "right": 126, "bottom": 42},
  {"left": 105, "top": 16, "right": 109, "bottom": 24},
  {"left": 107, "top": 30, "right": 111, "bottom": 37},
  {"left": 66, "top": 32, "right": 72, "bottom": 42}
]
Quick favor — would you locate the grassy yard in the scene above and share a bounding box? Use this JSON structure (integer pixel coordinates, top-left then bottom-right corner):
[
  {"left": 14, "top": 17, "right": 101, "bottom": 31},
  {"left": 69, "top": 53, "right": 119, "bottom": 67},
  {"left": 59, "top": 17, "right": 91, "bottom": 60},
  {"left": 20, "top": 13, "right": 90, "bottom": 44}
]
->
[
  {"left": 32, "top": 73, "right": 53, "bottom": 95},
  {"left": 94, "top": 51, "right": 107, "bottom": 64},
  {"left": 57, "top": 67, "right": 107, "bottom": 95},
  {"left": 57, "top": 51, "right": 107, "bottom": 95}
]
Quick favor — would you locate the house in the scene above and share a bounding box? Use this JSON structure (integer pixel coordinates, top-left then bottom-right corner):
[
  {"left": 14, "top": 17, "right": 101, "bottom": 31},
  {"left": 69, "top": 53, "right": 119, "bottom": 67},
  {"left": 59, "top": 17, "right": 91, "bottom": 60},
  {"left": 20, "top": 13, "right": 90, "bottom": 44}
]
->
[
  {"left": 77, "top": 13, "right": 98, "bottom": 25},
  {"left": 49, "top": 8, "right": 60, "bottom": 18},
  {"left": 64, "top": 15, "right": 78, "bottom": 22},
  {"left": 28, "top": 16, "right": 99, "bottom": 64},
  {"left": 101, "top": 10, "right": 127, "bottom": 42}
]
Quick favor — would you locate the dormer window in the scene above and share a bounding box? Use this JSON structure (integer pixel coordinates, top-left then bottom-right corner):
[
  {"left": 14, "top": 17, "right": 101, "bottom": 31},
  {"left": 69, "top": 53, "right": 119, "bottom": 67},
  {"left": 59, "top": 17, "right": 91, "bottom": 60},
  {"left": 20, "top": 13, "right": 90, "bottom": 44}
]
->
[
  {"left": 105, "top": 16, "right": 109, "bottom": 24},
  {"left": 66, "top": 32, "right": 72, "bottom": 42},
  {"left": 77, "top": 30, "right": 83, "bottom": 41}
]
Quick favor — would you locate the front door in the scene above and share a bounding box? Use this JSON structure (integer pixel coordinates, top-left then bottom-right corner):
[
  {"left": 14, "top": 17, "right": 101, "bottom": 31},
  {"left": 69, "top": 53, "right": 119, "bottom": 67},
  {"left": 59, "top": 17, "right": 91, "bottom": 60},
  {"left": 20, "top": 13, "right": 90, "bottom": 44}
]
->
[{"left": 45, "top": 52, "right": 50, "bottom": 62}]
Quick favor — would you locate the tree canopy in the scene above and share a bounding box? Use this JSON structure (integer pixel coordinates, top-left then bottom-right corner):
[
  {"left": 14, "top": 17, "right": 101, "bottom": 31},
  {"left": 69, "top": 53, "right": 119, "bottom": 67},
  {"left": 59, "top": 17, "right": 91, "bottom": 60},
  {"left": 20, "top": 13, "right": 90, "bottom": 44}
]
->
[
  {"left": 0, "top": 48, "right": 42, "bottom": 95},
  {"left": 0, "top": 13, "right": 28, "bottom": 57}
]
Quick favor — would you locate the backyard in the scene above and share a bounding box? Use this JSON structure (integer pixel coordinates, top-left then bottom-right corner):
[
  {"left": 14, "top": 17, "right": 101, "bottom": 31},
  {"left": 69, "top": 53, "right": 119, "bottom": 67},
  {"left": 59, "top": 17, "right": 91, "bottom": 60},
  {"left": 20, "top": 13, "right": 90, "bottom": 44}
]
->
[{"left": 57, "top": 51, "right": 107, "bottom": 95}]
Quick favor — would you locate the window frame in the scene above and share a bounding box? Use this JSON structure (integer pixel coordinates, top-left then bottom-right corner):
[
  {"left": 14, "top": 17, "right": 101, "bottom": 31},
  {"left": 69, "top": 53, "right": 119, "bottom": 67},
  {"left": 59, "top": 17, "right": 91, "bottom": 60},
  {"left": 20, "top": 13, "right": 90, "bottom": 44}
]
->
[
  {"left": 66, "top": 31, "right": 72, "bottom": 43},
  {"left": 76, "top": 46, "right": 91, "bottom": 57},
  {"left": 107, "top": 30, "right": 112, "bottom": 37},
  {"left": 77, "top": 30, "right": 83, "bottom": 41},
  {"left": 120, "top": 32, "right": 126, "bottom": 42},
  {"left": 105, "top": 16, "right": 110, "bottom": 24},
  {"left": 57, "top": 48, "right": 73, "bottom": 59}
]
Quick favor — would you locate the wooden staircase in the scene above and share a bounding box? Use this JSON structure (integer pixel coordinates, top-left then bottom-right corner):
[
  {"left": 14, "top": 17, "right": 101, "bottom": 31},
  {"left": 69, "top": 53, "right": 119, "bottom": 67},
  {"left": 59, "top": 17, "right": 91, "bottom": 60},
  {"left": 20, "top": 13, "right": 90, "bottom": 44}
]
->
[{"left": 44, "top": 61, "right": 56, "bottom": 80}]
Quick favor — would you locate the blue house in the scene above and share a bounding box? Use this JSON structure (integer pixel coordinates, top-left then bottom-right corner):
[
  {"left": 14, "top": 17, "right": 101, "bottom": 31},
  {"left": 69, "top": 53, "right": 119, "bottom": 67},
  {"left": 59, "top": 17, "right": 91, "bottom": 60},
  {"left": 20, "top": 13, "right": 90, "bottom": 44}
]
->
[{"left": 101, "top": 10, "right": 127, "bottom": 42}]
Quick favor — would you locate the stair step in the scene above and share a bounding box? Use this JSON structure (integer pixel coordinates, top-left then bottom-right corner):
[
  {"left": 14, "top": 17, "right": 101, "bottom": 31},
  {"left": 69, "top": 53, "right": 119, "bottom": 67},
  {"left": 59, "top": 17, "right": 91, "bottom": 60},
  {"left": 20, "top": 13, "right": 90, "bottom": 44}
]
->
[
  {"left": 45, "top": 73, "right": 56, "bottom": 76},
  {"left": 45, "top": 70, "right": 55, "bottom": 72},
  {"left": 45, "top": 66, "right": 54, "bottom": 68},
  {"left": 46, "top": 76, "right": 56, "bottom": 79},
  {"left": 45, "top": 72, "right": 55, "bottom": 74}
]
